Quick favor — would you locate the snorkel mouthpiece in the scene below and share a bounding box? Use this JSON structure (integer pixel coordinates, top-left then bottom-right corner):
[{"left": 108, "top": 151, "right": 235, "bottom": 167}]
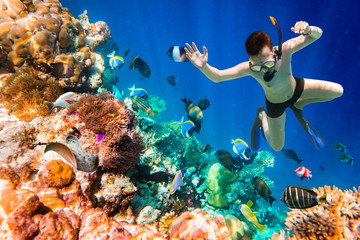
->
[{"left": 263, "top": 16, "right": 283, "bottom": 82}]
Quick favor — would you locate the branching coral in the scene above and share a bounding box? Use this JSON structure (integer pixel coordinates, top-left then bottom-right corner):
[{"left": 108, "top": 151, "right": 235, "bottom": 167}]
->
[
  {"left": 271, "top": 185, "right": 360, "bottom": 240},
  {"left": 67, "top": 92, "right": 144, "bottom": 172},
  {"left": 0, "top": 66, "right": 62, "bottom": 121}
]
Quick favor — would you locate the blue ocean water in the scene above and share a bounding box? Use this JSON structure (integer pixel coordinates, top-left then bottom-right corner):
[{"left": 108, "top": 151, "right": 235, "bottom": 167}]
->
[{"left": 62, "top": 0, "right": 359, "bottom": 203}]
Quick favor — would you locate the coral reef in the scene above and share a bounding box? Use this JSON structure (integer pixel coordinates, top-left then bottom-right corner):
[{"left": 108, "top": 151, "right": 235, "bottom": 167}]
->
[
  {"left": 224, "top": 215, "right": 253, "bottom": 240},
  {"left": 67, "top": 93, "right": 144, "bottom": 173},
  {"left": 169, "top": 208, "right": 231, "bottom": 239},
  {"left": 0, "top": 2, "right": 109, "bottom": 92},
  {"left": 0, "top": 66, "right": 62, "bottom": 121},
  {"left": 270, "top": 185, "right": 360, "bottom": 240},
  {"left": 206, "top": 163, "right": 238, "bottom": 208}
]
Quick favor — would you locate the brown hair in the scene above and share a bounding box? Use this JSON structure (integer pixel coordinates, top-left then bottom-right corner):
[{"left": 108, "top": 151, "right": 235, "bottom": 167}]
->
[{"left": 245, "top": 31, "right": 273, "bottom": 56}]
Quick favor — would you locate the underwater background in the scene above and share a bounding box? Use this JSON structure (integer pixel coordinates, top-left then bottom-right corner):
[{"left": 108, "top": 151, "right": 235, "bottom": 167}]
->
[
  {"left": 62, "top": 0, "right": 360, "bottom": 194},
  {"left": 0, "top": 0, "right": 359, "bottom": 239}
]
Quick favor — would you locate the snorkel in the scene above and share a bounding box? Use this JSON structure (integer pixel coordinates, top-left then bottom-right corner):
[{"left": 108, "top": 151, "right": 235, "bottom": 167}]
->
[{"left": 264, "top": 16, "right": 283, "bottom": 82}]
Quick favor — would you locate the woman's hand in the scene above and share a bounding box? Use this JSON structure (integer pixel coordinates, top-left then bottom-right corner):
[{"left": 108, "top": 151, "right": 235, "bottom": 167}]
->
[
  {"left": 291, "top": 21, "right": 311, "bottom": 35},
  {"left": 185, "top": 42, "right": 208, "bottom": 69}
]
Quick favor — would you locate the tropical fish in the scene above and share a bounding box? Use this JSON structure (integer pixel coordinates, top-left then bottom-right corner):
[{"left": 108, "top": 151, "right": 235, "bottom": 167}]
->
[
  {"left": 131, "top": 96, "right": 156, "bottom": 117},
  {"left": 112, "top": 85, "right": 124, "bottom": 100},
  {"left": 281, "top": 186, "right": 327, "bottom": 209},
  {"left": 252, "top": 177, "right": 276, "bottom": 206},
  {"left": 124, "top": 48, "right": 130, "bottom": 57},
  {"left": 50, "top": 62, "right": 74, "bottom": 78},
  {"left": 295, "top": 166, "right": 312, "bottom": 180},
  {"left": 332, "top": 142, "right": 346, "bottom": 153},
  {"left": 200, "top": 143, "right": 212, "bottom": 153},
  {"left": 166, "top": 76, "right": 177, "bottom": 86},
  {"left": 281, "top": 148, "right": 303, "bottom": 165},
  {"left": 179, "top": 118, "right": 195, "bottom": 138},
  {"left": 167, "top": 45, "right": 189, "bottom": 62},
  {"left": 107, "top": 51, "right": 124, "bottom": 70},
  {"left": 198, "top": 96, "right": 211, "bottom": 110},
  {"left": 239, "top": 200, "right": 266, "bottom": 235},
  {"left": 215, "top": 149, "right": 243, "bottom": 171},
  {"left": 129, "top": 56, "right": 151, "bottom": 78},
  {"left": 181, "top": 97, "right": 203, "bottom": 133},
  {"left": 338, "top": 153, "right": 355, "bottom": 166},
  {"left": 100, "top": 113, "right": 115, "bottom": 121},
  {"left": 318, "top": 164, "right": 325, "bottom": 171},
  {"left": 128, "top": 85, "right": 148, "bottom": 98},
  {"left": 232, "top": 138, "right": 251, "bottom": 161},
  {"left": 145, "top": 171, "right": 169, "bottom": 183},
  {"left": 166, "top": 170, "right": 183, "bottom": 198},
  {"left": 44, "top": 92, "right": 80, "bottom": 110}
]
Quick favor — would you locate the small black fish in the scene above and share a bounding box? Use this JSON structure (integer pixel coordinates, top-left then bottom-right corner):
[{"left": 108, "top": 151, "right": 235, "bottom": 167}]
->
[
  {"left": 281, "top": 148, "right": 303, "bottom": 164},
  {"left": 198, "top": 96, "right": 211, "bottom": 111},
  {"left": 145, "top": 171, "right": 169, "bottom": 183},
  {"left": 252, "top": 177, "right": 276, "bottom": 206},
  {"left": 124, "top": 48, "right": 130, "bottom": 57},
  {"left": 166, "top": 76, "right": 177, "bottom": 86},
  {"left": 50, "top": 62, "right": 74, "bottom": 78},
  {"left": 318, "top": 165, "right": 325, "bottom": 171},
  {"left": 200, "top": 143, "right": 212, "bottom": 153},
  {"left": 181, "top": 97, "right": 203, "bottom": 133},
  {"left": 129, "top": 56, "right": 151, "bottom": 78},
  {"left": 281, "top": 186, "right": 327, "bottom": 209},
  {"left": 215, "top": 149, "right": 242, "bottom": 171}
]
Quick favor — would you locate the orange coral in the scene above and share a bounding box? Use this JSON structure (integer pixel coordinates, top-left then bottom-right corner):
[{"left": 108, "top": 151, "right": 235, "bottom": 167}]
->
[{"left": 271, "top": 185, "right": 360, "bottom": 240}]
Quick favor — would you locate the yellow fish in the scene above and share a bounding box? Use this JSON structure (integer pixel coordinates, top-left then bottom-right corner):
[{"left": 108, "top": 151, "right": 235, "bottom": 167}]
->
[{"left": 240, "top": 200, "right": 266, "bottom": 235}]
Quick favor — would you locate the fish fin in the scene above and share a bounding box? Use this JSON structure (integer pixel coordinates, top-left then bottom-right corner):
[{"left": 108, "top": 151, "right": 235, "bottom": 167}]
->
[
  {"left": 44, "top": 101, "right": 54, "bottom": 111},
  {"left": 251, "top": 107, "right": 265, "bottom": 151},
  {"left": 297, "top": 159, "right": 303, "bottom": 165},
  {"left": 194, "top": 122, "right": 201, "bottom": 133},
  {"left": 128, "top": 84, "right": 135, "bottom": 91},
  {"left": 268, "top": 195, "right": 276, "bottom": 207},
  {"left": 290, "top": 106, "right": 326, "bottom": 150},
  {"left": 178, "top": 116, "right": 184, "bottom": 125},
  {"left": 107, "top": 51, "right": 115, "bottom": 58},
  {"left": 246, "top": 200, "right": 253, "bottom": 208},
  {"left": 149, "top": 110, "right": 157, "bottom": 117},
  {"left": 300, "top": 176, "right": 304, "bottom": 181},
  {"left": 317, "top": 194, "right": 327, "bottom": 203},
  {"left": 257, "top": 223, "right": 266, "bottom": 235}
]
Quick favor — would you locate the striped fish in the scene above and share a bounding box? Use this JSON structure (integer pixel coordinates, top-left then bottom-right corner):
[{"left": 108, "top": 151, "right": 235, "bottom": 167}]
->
[
  {"left": 131, "top": 96, "right": 156, "bottom": 117},
  {"left": 280, "top": 186, "right": 327, "bottom": 209},
  {"left": 239, "top": 200, "right": 266, "bottom": 235}
]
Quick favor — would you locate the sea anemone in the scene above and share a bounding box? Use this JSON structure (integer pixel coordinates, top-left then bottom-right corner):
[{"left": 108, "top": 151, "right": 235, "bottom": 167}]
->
[{"left": 0, "top": 66, "right": 62, "bottom": 121}]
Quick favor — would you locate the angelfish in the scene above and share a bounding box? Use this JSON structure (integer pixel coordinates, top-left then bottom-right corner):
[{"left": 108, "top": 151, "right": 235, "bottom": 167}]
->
[
  {"left": 232, "top": 138, "right": 251, "bottom": 161},
  {"left": 165, "top": 170, "right": 183, "bottom": 198},
  {"left": 107, "top": 51, "right": 124, "bottom": 70}
]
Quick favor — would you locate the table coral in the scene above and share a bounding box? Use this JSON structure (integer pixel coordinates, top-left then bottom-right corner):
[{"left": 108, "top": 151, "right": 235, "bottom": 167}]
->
[{"left": 270, "top": 185, "right": 360, "bottom": 240}]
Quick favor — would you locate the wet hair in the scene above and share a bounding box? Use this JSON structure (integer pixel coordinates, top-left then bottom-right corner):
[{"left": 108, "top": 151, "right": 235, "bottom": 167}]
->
[{"left": 245, "top": 31, "right": 273, "bottom": 56}]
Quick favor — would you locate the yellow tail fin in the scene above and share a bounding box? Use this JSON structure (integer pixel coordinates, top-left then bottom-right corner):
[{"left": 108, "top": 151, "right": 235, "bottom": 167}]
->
[
  {"left": 257, "top": 223, "right": 266, "bottom": 235},
  {"left": 318, "top": 194, "right": 327, "bottom": 203}
]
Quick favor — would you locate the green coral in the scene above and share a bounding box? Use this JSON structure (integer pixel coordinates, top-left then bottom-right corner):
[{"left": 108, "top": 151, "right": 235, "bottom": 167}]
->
[
  {"left": 100, "top": 69, "right": 118, "bottom": 91},
  {"left": 206, "top": 163, "right": 237, "bottom": 208}
]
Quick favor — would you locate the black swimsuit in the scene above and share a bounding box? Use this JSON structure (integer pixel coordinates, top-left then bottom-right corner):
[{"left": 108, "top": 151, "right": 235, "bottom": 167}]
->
[{"left": 265, "top": 77, "right": 305, "bottom": 118}]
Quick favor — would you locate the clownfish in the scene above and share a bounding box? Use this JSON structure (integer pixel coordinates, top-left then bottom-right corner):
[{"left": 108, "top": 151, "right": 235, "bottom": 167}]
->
[
  {"left": 167, "top": 46, "right": 189, "bottom": 62},
  {"left": 107, "top": 51, "right": 124, "bottom": 70}
]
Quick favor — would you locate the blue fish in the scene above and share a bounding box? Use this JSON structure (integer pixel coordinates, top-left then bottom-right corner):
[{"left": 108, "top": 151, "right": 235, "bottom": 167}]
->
[
  {"left": 128, "top": 85, "right": 148, "bottom": 98},
  {"left": 107, "top": 51, "right": 124, "bottom": 70},
  {"left": 179, "top": 117, "right": 195, "bottom": 138},
  {"left": 232, "top": 138, "right": 251, "bottom": 161}
]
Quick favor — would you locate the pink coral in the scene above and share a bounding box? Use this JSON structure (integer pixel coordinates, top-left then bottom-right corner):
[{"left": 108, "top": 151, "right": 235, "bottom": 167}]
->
[{"left": 169, "top": 208, "right": 231, "bottom": 240}]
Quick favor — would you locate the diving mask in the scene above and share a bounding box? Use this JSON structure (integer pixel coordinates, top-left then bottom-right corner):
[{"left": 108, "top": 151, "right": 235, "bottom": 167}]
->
[{"left": 249, "top": 54, "right": 277, "bottom": 72}]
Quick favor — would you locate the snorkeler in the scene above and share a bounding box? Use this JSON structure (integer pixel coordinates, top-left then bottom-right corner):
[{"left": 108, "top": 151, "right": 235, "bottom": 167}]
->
[{"left": 185, "top": 17, "right": 343, "bottom": 151}]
